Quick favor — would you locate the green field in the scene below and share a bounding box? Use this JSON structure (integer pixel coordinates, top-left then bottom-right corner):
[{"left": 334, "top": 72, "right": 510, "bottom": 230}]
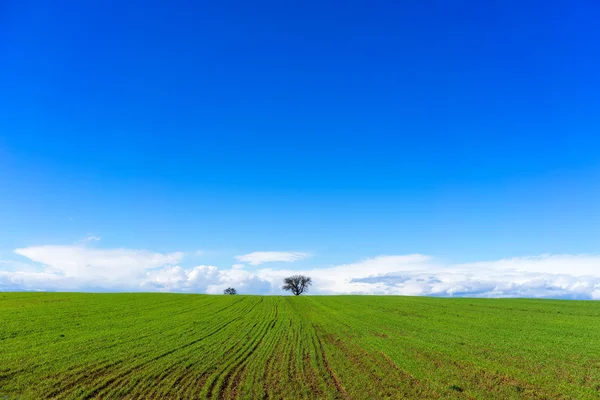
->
[{"left": 1, "top": 293, "right": 600, "bottom": 399}]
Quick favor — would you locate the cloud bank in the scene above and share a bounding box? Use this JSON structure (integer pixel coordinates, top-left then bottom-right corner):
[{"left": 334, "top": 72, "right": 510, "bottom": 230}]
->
[
  {"left": 2, "top": 244, "right": 600, "bottom": 299},
  {"left": 235, "top": 251, "right": 308, "bottom": 265}
]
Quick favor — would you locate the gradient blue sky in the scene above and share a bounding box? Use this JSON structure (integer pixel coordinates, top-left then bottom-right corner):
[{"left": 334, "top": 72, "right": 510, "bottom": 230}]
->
[{"left": 1, "top": 1, "right": 599, "bottom": 296}]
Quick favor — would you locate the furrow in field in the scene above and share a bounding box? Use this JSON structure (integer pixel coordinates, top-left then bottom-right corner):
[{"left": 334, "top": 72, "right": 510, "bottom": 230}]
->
[
  {"left": 96, "top": 318, "right": 242, "bottom": 398},
  {"left": 203, "top": 300, "right": 276, "bottom": 399},
  {"left": 42, "top": 318, "right": 216, "bottom": 398},
  {"left": 5, "top": 294, "right": 600, "bottom": 399},
  {"left": 9, "top": 296, "right": 230, "bottom": 391},
  {"left": 302, "top": 298, "right": 443, "bottom": 399},
  {"left": 130, "top": 298, "right": 267, "bottom": 398},
  {"left": 219, "top": 304, "right": 279, "bottom": 399},
  {"left": 146, "top": 300, "right": 268, "bottom": 398},
  {"left": 76, "top": 298, "right": 255, "bottom": 399},
  {"left": 312, "top": 325, "right": 349, "bottom": 399},
  {"left": 260, "top": 318, "right": 286, "bottom": 400}
]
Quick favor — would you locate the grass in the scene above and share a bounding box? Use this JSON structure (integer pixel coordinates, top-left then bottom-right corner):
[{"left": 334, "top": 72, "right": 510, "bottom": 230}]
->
[{"left": 1, "top": 293, "right": 600, "bottom": 399}]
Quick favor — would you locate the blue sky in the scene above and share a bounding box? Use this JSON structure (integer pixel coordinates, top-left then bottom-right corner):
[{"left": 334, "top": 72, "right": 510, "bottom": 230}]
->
[{"left": 1, "top": 1, "right": 599, "bottom": 297}]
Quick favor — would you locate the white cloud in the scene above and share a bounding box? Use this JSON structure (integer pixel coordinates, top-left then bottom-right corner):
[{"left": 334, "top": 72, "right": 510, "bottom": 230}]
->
[
  {"left": 3, "top": 244, "right": 600, "bottom": 299},
  {"left": 80, "top": 235, "right": 101, "bottom": 243},
  {"left": 235, "top": 251, "right": 308, "bottom": 265},
  {"left": 250, "top": 254, "right": 600, "bottom": 298},
  {"left": 141, "top": 264, "right": 272, "bottom": 295},
  {"left": 9, "top": 244, "right": 183, "bottom": 290},
  {"left": 336, "top": 254, "right": 600, "bottom": 299},
  {"left": 142, "top": 265, "right": 220, "bottom": 293}
]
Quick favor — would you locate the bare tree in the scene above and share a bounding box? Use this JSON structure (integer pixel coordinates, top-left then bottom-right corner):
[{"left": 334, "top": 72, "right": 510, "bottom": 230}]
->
[
  {"left": 282, "top": 275, "right": 312, "bottom": 296},
  {"left": 223, "top": 287, "right": 237, "bottom": 295}
]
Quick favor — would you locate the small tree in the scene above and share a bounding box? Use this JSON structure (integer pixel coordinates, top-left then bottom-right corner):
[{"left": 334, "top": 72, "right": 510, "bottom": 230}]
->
[
  {"left": 223, "top": 287, "right": 237, "bottom": 295},
  {"left": 282, "top": 275, "right": 312, "bottom": 296}
]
